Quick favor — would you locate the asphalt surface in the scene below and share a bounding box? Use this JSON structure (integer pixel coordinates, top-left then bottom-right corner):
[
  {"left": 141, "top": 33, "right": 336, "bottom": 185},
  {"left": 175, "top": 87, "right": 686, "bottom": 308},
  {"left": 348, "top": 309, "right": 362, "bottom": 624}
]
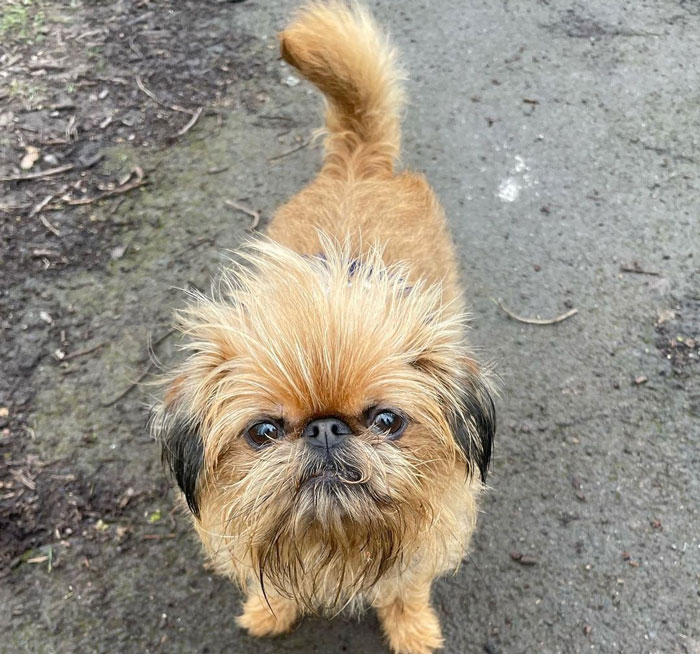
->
[{"left": 3, "top": 1, "right": 699, "bottom": 653}]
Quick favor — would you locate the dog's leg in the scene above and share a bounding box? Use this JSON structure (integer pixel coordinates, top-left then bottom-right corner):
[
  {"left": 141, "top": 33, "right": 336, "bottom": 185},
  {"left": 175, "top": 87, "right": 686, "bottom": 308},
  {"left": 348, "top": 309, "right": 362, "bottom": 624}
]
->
[
  {"left": 375, "top": 581, "right": 444, "bottom": 654},
  {"left": 236, "top": 590, "right": 299, "bottom": 637}
]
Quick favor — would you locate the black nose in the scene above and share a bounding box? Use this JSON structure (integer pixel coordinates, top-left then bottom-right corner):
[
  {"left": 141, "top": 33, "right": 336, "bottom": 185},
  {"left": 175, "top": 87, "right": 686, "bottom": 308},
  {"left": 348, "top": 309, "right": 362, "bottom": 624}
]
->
[{"left": 302, "top": 417, "right": 351, "bottom": 450}]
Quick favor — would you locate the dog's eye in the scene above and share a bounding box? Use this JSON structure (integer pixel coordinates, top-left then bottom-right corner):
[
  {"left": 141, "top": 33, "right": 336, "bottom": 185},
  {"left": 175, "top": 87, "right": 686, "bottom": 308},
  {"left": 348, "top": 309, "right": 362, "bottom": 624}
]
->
[
  {"left": 246, "top": 421, "right": 283, "bottom": 448},
  {"left": 369, "top": 410, "right": 406, "bottom": 439}
]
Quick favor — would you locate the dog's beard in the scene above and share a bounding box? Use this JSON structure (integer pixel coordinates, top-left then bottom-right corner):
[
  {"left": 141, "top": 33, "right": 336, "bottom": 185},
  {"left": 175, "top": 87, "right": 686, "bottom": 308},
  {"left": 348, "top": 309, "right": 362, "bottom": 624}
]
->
[{"left": 215, "top": 436, "right": 440, "bottom": 611}]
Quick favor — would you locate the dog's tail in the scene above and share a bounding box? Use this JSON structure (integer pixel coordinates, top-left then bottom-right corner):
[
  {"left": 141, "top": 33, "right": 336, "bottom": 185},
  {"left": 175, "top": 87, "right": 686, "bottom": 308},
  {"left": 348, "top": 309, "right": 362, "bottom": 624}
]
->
[{"left": 279, "top": 1, "right": 404, "bottom": 178}]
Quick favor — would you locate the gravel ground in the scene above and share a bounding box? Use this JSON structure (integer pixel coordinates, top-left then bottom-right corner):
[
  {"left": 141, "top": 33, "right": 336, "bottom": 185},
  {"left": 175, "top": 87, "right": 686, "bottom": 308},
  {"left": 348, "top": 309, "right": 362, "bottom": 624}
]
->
[{"left": 1, "top": 1, "right": 698, "bottom": 653}]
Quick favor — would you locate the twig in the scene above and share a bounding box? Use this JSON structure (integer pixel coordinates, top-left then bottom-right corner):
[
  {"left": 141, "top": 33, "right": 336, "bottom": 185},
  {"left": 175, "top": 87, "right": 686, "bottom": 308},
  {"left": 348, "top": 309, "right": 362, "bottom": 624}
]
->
[
  {"left": 74, "top": 28, "right": 106, "bottom": 41},
  {"left": 108, "top": 197, "right": 126, "bottom": 216},
  {"left": 128, "top": 35, "right": 144, "bottom": 59},
  {"left": 10, "top": 469, "right": 36, "bottom": 490},
  {"left": 102, "top": 325, "right": 176, "bottom": 405},
  {"left": 50, "top": 102, "right": 75, "bottom": 111},
  {"left": 101, "top": 362, "right": 155, "bottom": 407},
  {"left": 2, "top": 154, "right": 102, "bottom": 187},
  {"left": 142, "top": 533, "right": 176, "bottom": 541},
  {"left": 2, "top": 54, "right": 21, "bottom": 68},
  {"left": 136, "top": 75, "right": 193, "bottom": 115},
  {"left": 40, "top": 138, "right": 70, "bottom": 146},
  {"left": 32, "top": 248, "right": 60, "bottom": 258},
  {"left": 493, "top": 298, "right": 578, "bottom": 325},
  {"left": 39, "top": 214, "right": 61, "bottom": 237},
  {"left": 63, "top": 342, "right": 105, "bottom": 361},
  {"left": 0, "top": 164, "right": 75, "bottom": 182},
  {"left": 0, "top": 202, "right": 32, "bottom": 212},
  {"left": 619, "top": 264, "right": 661, "bottom": 276},
  {"left": 172, "top": 237, "right": 215, "bottom": 259},
  {"left": 96, "top": 75, "right": 128, "bottom": 85},
  {"left": 258, "top": 114, "right": 294, "bottom": 122},
  {"left": 26, "top": 556, "right": 48, "bottom": 564},
  {"left": 176, "top": 107, "right": 203, "bottom": 137},
  {"left": 30, "top": 195, "right": 54, "bottom": 217},
  {"left": 206, "top": 166, "right": 229, "bottom": 175},
  {"left": 268, "top": 136, "right": 312, "bottom": 162},
  {"left": 66, "top": 174, "right": 146, "bottom": 206},
  {"left": 225, "top": 200, "right": 260, "bottom": 231}
]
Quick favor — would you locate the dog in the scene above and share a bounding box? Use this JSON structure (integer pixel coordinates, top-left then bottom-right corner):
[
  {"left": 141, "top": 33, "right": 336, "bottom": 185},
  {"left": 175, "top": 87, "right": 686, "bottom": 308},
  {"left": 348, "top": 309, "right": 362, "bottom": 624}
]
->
[{"left": 151, "top": 2, "right": 495, "bottom": 652}]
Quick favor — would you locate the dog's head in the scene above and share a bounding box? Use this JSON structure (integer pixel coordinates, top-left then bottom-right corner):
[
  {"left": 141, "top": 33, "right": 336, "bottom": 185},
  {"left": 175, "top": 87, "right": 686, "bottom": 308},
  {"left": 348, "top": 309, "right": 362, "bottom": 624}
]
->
[{"left": 151, "top": 238, "right": 494, "bottom": 604}]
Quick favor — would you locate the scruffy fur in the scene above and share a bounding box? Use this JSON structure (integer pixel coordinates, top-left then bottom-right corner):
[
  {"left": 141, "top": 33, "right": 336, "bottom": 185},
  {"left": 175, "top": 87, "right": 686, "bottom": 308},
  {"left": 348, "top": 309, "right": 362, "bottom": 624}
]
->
[{"left": 151, "top": 3, "right": 495, "bottom": 653}]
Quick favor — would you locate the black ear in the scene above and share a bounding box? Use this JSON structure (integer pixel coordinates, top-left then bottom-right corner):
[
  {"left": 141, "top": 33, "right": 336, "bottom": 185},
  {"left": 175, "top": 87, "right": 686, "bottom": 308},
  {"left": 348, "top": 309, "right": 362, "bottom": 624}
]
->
[
  {"left": 154, "top": 412, "right": 204, "bottom": 517},
  {"left": 450, "top": 377, "right": 496, "bottom": 482}
]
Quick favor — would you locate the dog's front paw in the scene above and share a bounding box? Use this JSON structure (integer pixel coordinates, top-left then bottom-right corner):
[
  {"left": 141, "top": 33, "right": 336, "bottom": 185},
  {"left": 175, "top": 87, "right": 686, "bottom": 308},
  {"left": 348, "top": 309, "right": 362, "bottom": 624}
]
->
[
  {"left": 236, "top": 593, "right": 299, "bottom": 637},
  {"left": 378, "top": 601, "right": 444, "bottom": 654}
]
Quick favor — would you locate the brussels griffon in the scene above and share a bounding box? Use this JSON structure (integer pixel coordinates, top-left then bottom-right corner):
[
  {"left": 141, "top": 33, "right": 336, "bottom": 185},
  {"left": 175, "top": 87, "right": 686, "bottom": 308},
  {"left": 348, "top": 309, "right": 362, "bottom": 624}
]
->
[{"left": 151, "top": 2, "right": 495, "bottom": 652}]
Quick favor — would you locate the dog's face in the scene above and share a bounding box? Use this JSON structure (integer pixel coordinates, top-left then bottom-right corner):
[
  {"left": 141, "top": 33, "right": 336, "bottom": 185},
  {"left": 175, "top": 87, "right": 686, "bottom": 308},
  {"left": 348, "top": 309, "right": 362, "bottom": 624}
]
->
[{"left": 153, "top": 240, "right": 494, "bottom": 604}]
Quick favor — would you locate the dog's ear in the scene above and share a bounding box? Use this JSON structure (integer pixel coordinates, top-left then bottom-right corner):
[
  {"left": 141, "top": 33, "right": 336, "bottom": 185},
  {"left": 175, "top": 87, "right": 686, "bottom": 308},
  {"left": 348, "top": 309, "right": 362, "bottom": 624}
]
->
[
  {"left": 152, "top": 405, "right": 204, "bottom": 517},
  {"left": 449, "top": 374, "right": 496, "bottom": 482},
  {"left": 413, "top": 353, "right": 496, "bottom": 481}
]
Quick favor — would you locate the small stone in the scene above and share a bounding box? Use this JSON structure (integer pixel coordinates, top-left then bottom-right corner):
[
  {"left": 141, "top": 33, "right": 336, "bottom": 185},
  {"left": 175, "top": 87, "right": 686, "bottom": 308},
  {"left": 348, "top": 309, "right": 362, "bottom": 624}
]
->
[
  {"left": 111, "top": 245, "right": 127, "bottom": 260},
  {"left": 20, "top": 146, "right": 40, "bottom": 171}
]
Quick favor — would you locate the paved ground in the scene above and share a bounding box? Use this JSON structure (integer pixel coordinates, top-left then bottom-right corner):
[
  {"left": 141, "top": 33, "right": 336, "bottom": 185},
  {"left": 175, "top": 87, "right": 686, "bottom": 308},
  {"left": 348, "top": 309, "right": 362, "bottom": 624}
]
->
[{"left": 2, "top": 1, "right": 699, "bottom": 653}]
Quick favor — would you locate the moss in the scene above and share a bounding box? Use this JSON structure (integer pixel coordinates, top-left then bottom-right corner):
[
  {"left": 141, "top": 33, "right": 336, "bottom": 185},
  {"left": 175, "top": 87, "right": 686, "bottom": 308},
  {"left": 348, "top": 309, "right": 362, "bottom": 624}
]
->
[{"left": 1, "top": 1, "right": 45, "bottom": 43}]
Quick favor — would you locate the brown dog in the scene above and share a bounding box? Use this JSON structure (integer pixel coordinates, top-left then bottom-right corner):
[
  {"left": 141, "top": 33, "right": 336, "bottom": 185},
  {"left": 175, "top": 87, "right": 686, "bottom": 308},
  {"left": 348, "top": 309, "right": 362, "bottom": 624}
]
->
[{"left": 151, "top": 2, "right": 495, "bottom": 652}]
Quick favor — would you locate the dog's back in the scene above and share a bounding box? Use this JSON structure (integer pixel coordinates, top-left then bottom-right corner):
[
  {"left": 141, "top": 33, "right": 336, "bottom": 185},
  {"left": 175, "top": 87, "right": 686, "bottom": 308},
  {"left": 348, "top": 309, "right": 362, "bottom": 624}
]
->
[{"left": 269, "top": 2, "right": 460, "bottom": 298}]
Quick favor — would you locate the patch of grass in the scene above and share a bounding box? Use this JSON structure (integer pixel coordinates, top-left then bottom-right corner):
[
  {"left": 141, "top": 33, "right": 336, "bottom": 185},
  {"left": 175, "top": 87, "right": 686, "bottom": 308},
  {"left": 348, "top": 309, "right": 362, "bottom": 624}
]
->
[
  {"left": 0, "top": 1, "right": 45, "bottom": 42},
  {"left": 0, "top": 4, "right": 29, "bottom": 34},
  {"left": 9, "top": 79, "right": 41, "bottom": 103}
]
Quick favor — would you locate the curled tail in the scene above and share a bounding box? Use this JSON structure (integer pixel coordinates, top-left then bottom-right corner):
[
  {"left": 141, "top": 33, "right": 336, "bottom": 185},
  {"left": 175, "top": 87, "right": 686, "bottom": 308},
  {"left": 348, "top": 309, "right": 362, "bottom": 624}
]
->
[{"left": 279, "top": 1, "right": 405, "bottom": 177}]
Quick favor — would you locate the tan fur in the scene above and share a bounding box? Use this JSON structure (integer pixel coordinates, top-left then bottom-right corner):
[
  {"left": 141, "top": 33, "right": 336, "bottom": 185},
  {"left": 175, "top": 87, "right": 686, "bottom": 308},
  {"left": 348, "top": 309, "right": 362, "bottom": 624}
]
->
[{"left": 151, "top": 3, "right": 494, "bottom": 653}]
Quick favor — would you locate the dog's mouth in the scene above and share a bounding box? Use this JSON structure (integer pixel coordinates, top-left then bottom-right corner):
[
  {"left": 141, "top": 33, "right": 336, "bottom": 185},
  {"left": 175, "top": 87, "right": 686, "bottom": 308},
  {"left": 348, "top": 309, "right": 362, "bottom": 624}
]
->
[{"left": 301, "top": 466, "right": 363, "bottom": 488}]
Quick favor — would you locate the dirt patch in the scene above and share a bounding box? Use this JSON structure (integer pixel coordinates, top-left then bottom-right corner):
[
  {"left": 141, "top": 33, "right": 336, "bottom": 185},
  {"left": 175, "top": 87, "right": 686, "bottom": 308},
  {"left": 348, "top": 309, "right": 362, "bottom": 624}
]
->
[
  {"left": 1, "top": 0, "right": 267, "bottom": 572},
  {"left": 1, "top": 0, "right": 261, "bottom": 284},
  {"left": 0, "top": 454, "right": 150, "bottom": 572},
  {"left": 655, "top": 280, "right": 700, "bottom": 374},
  {"left": 543, "top": 8, "right": 654, "bottom": 39}
]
